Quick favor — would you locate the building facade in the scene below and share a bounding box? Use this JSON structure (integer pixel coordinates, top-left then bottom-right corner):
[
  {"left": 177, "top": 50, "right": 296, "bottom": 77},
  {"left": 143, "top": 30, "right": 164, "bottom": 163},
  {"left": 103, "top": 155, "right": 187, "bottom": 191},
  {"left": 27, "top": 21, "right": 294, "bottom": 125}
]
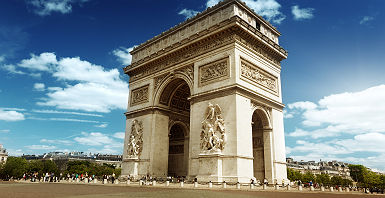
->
[
  {"left": 0, "top": 144, "right": 8, "bottom": 163},
  {"left": 122, "top": 0, "right": 288, "bottom": 183}
]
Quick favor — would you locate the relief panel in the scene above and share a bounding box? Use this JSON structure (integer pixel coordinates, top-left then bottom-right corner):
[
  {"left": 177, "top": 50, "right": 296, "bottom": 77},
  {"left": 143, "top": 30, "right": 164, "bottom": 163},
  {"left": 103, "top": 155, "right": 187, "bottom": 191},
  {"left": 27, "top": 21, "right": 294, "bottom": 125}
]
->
[
  {"left": 130, "top": 85, "right": 149, "bottom": 106},
  {"left": 199, "top": 57, "right": 230, "bottom": 87},
  {"left": 240, "top": 58, "right": 278, "bottom": 95}
]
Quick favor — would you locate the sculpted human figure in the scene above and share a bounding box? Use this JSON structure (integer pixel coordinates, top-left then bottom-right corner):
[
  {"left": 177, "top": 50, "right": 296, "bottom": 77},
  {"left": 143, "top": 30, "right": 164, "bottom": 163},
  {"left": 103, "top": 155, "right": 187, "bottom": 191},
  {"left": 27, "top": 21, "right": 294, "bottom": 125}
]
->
[
  {"left": 200, "top": 103, "right": 226, "bottom": 153},
  {"left": 127, "top": 119, "right": 143, "bottom": 158}
]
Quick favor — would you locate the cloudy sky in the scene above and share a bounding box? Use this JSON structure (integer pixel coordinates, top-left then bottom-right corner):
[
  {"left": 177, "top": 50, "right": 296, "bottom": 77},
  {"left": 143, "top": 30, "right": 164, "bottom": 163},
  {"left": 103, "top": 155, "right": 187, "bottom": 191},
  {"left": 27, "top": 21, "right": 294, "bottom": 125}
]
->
[{"left": 1, "top": 0, "right": 385, "bottom": 171}]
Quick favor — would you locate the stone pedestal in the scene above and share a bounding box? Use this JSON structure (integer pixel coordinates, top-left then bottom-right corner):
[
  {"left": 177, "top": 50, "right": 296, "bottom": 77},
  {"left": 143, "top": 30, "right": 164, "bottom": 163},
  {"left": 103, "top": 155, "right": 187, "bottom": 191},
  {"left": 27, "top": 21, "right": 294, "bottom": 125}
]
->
[{"left": 196, "top": 153, "right": 223, "bottom": 182}]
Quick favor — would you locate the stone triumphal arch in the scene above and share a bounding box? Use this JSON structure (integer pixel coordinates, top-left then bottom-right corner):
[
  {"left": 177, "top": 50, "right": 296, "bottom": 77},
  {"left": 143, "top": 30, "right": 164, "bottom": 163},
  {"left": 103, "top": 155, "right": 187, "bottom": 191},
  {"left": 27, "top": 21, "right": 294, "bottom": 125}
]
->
[{"left": 122, "top": 0, "right": 288, "bottom": 183}]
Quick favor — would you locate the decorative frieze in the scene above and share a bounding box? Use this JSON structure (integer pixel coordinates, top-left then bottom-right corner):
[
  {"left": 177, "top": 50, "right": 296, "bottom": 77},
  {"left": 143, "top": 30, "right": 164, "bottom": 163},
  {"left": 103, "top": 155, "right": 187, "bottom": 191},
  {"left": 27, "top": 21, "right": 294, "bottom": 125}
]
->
[
  {"left": 177, "top": 64, "right": 194, "bottom": 82},
  {"left": 199, "top": 58, "right": 229, "bottom": 86},
  {"left": 200, "top": 103, "right": 227, "bottom": 153},
  {"left": 154, "top": 73, "right": 168, "bottom": 91},
  {"left": 127, "top": 119, "right": 143, "bottom": 158},
  {"left": 130, "top": 85, "right": 149, "bottom": 106},
  {"left": 240, "top": 59, "right": 278, "bottom": 95}
]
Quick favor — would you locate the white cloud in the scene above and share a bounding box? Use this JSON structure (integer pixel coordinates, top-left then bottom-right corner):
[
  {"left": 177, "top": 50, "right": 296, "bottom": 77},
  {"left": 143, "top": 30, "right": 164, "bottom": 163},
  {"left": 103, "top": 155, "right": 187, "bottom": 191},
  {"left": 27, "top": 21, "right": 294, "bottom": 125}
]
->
[
  {"left": 40, "top": 138, "right": 72, "bottom": 145},
  {"left": 28, "top": 0, "right": 89, "bottom": 16},
  {"left": 206, "top": 0, "right": 285, "bottom": 24},
  {"left": 2, "top": 64, "right": 26, "bottom": 75},
  {"left": 34, "top": 83, "right": 45, "bottom": 91},
  {"left": 49, "top": 118, "right": 99, "bottom": 123},
  {"left": 74, "top": 132, "right": 114, "bottom": 146},
  {"left": 0, "top": 107, "right": 26, "bottom": 111},
  {"left": 14, "top": 52, "right": 129, "bottom": 113},
  {"left": 287, "top": 84, "right": 385, "bottom": 132},
  {"left": 0, "top": 109, "right": 25, "bottom": 121},
  {"left": 359, "top": 16, "right": 374, "bottom": 25},
  {"left": 18, "top": 52, "right": 57, "bottom": 71},
  {"left": 95, "top": 123, "right": 108, "bottom": 128},
  {"left": 0, "top": 55, "right": 5, "bottom": 63},
  {"left": 291, "top": 5, "right": 314, "bottom": 20},
  {"left": 7, "top": 148, "right": 23, "bottom": 156},
  {"left": 25, "top": 145, "right": 57, "bottom": 150},
  {"left": 283, "top": 110, "right": 293, "bottom": 119},
  {"left": 113, "top": 132, "right": 125, "bottom": 139},
  {"left": 0, "top": 129, "right": 10, "bottom": 133},
  {"left": 112, "top": 46, "right": 136, "bottom": 65},
  {"left": 178, "top": 9, "right": 199, "bottom": 19},
  {"left": 286, "top": 85, "right": 385, "bottom": 171},
  {"left": 32, "top": 109, "right": 103, "bottom": 117}
]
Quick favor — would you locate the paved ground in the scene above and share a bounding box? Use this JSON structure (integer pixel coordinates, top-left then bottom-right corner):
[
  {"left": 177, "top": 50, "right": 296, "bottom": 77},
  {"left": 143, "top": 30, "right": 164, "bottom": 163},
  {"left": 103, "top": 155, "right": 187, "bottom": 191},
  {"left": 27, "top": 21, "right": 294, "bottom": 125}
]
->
[{"left": 1, "top": 181, "right": 384, "bottom": 198}]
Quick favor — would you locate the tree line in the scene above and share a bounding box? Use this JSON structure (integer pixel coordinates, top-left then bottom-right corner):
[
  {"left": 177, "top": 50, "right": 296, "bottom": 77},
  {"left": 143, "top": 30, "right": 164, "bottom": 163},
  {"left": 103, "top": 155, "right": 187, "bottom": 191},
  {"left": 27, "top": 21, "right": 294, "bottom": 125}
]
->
[
  {"left": 287, "top": 164, "right": 385, "bottom": 189},
  {"left": 0, "top": 157, "right": 121, "bottom": 180}
]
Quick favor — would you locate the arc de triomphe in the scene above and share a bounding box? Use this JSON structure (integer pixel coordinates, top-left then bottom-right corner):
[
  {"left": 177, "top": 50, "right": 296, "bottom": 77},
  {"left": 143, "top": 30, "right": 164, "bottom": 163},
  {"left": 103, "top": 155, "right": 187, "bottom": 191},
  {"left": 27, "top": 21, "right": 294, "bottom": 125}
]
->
[{"left": 122, "top": 0, "right": 288, "bottom": 183}]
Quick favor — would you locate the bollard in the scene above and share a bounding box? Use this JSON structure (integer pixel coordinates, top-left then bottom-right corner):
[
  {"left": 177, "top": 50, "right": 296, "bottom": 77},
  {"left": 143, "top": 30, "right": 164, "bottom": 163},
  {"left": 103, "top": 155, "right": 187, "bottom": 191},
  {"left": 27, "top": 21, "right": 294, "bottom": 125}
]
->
[
  {"left": 115, "top": 180, "right": 119, "bottom": 184},
  {"left": 310, "top": 186, "right": 315, "bottom": 191},
  {"left": 166, "top": 180, "right": 170, "bottom": 186},
  {"left": 84, "top": 178, "right": 88, "bottom": 183},
  {"left": 250, "top": 184, "right": 255, "bottom": 189},
  {"left": 275, "top": 184, "right": 279, "bottom": 190},
  {"left": 287, "top": 185, "right": 291, "bottom": 191},
  {"left": 208, "top": 181, "right": 213, "bottom": 188},
  {"left": 76, "top": 178, "right": 80, "bottom": 183},
  {"left": 346, "top": 187, "right": 349, "bottom": 192},
  {"left": 298, "top": 185, "right": 303, "bottom": 191},
  {"left": 236, "top": 182, "right": 241, "bottom": 189},
  {"left": 194, "top": 182, "right": 198, "bottom": 188},
  {"left": 93, "top": 178, "right": 98, "bottom": 184},
  {"left": 103, "top": 179, "right": 107, "bottom": 184},
  {"left": 139, "top": 180, "right": 143, "bottom": 186},
  {"left": 222, "top": 181, "right": 227, "bottom": 189},
  {"left": 263, "top": 184, "right": 267, "bottom": 190},
  {"left": 338, "top": 186, "right": 342, "bottom": 192},
  {"left": 180, "top": 181, "right": 184, "bottom": 187},
  {"left": 126, "top": 180, "right": 130, "bottom": 185},
  {"left": 153, "top": 180, "right": 156, "bottom": 186},
  {"left": 330, "top": 187, "right": 334, "bottom": 192},
  {"left": 321, "top": 186, "right": 325, "bottom": 191}
]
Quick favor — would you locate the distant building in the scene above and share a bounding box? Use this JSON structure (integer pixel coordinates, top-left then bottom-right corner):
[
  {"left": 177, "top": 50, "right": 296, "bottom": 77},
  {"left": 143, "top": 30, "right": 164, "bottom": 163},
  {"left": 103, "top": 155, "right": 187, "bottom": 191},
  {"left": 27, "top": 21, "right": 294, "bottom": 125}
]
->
[
  {"left": 286, "top": 158, "right": 351, "bottom": 179},
  {"left": 0, "top": 144, "right": 8, "bottom": 163},
  {"left": 21, "top": 151, "right": 122, "bottom": 168}
]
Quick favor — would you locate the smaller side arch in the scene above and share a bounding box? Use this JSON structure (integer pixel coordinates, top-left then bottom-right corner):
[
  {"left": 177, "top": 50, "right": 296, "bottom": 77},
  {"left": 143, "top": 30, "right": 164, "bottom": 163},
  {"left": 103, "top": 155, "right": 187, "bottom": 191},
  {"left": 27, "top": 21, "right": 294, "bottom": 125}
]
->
[{"left": 251, "top": 105, "right": 272, "bottom": 129}]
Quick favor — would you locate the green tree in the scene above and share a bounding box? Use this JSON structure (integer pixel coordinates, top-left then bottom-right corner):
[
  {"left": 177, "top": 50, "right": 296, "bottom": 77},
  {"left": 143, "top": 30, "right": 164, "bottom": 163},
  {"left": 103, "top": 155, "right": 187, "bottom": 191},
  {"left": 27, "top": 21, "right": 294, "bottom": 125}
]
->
[
  {"left": 349, "top": 164, "right": 367, "bottom": 183},
  {"left": 331, "top": 176, "right": 343, "bottom": 186},
  {"left": 301, "top": 171, "right": 315, "bottom": 184},
  {"left": 316, "top": 173, "right": 331, "bottom": 186},
  {"left": 2, "top": 157, "right": 28, "bottom": 179}
]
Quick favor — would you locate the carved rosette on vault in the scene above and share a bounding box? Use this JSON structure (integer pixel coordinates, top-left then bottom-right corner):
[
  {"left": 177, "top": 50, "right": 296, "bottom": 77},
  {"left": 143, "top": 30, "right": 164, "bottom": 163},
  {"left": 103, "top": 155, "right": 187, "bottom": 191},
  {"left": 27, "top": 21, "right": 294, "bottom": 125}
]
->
[
  {"left": 127, "top": 119, "right": 143, "bottom": 159},
  {"left": 200, "top": 103, "right": 227, "bottom": 154}
]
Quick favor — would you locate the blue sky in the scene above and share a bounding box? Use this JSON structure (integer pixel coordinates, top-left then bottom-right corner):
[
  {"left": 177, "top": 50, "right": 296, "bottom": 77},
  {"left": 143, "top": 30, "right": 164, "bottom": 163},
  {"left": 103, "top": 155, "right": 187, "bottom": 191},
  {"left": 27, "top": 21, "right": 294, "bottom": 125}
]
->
[{"left": 1, "top": 0, "right": 385, "bottom": 171}]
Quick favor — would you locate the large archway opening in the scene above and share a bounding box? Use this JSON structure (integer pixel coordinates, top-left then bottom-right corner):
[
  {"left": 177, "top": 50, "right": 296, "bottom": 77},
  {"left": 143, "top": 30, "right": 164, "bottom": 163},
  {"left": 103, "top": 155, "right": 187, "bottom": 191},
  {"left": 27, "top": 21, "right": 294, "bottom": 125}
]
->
[
  {"left": 252, "top": 110, "right": 265, "bottom": 181},
  {"left": 159, "top": 78, "right": 190, "bottom": 178}
]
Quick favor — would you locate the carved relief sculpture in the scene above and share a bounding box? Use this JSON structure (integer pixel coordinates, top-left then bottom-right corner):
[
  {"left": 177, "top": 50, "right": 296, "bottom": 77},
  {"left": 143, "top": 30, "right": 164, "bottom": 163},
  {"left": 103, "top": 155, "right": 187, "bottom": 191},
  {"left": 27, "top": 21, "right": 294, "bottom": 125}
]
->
[
  {"left": 240, "top": 59, "right": 278, "bottom": 94},
  {"left": 131, "top": 85, "right": 149, "bottom": 106},
  {"left": 127, "top": 119, "right": 143, "bottom": 158},
  {"left": 200, "top": 103, "right": 227, "bottom": 153},
  {"left": 199, "top": 58, "right": 229, "bottom": 86}
]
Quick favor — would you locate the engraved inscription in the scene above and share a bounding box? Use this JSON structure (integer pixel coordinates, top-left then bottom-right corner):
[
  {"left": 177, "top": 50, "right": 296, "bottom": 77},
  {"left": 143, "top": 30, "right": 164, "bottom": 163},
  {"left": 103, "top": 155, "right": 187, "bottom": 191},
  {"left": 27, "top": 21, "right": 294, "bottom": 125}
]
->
[
  {"left": 130, "top": 85, "right": 149, "bottom": 106},
  {"left": 199, "top": 58, "right": 229, "bottom": 86},
  {"left": 240, "top": 59, "right": 278, "bottom": 94}
]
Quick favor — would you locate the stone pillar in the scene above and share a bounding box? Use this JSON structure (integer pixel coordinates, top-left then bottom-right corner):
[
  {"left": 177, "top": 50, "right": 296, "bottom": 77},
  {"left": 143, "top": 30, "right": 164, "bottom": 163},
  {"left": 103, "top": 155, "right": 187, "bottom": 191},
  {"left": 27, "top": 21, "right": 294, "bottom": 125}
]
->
[
  {"left": 197, "top": 154, "right": 223, "bottom": 182},
  {"left": 194, "top": 182, "right": 198, "bottom": 188},
  {"left": 321, "top": 186, "right": 325, "bottom": 191},
  {"left": 250, "top": 183, "right": 255, "bottom": 189},
  {"left": 165, "top": 180, "right": 169, "bottom": 186},
  {"left": 222, "top": 181, "right": 227, "bottom": 188},
  {"left": 208, "top": 181, "right": 212, "bottom": 188},
  {"left": 237, "top": 182, "right": 241, "bottom": 189},
  {"left": 287, "top": 185, "right": 291, "bottom": 190},
  {"left": 298, "top": 185, "right": 303, "bottom": 191},
  {"left": 330, "top": 187, "right": 334, "bottom": 192},
  {"left": 346, "top": 187, "right": 350, "bottom": 192},
  {"left": 152, "top": 180, "right": 156, "bottom": 186},
  {"left": 93, "top": 178, "right": 97, "bottom": 184},
  {"left": 180, "top": 181, "right": 184, "bottom": 187},
  {"left": 126, "top": 180, "right": 130, "bottom": 185},
  {"left": 263, "top": 184, "right": 267, "bottom": 190},
  {"left": 310, "top": 186, "right": 315, "bottom": 191},
  {"left": 275, "top": 184, "right": 279, "bottom": 190},
  {"left": 103, "top": 179, "right": 107, "bottom": 184},
  {"left": 338, "top": 186, "right": 342, "bottom": 192},
  {"left": 263, "top": 129, "right": 275, "bottom": 184}
]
